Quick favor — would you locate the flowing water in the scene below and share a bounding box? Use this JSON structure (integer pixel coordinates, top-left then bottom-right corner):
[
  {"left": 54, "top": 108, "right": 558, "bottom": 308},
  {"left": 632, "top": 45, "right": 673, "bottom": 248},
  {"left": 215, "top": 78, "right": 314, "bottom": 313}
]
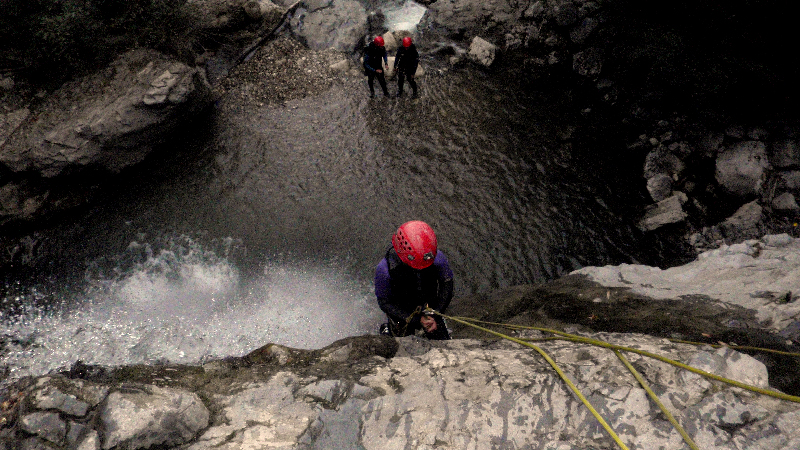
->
[{"left": 0, "top": 54, "right": 664, "bottom": 384}]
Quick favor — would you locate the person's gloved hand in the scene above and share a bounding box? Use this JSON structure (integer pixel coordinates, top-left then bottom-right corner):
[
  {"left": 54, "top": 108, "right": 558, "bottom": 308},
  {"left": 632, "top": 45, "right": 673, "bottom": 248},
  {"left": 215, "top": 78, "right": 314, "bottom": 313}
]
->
[{"left": 420, "top": 315, "right": 437, "bottom": 333}]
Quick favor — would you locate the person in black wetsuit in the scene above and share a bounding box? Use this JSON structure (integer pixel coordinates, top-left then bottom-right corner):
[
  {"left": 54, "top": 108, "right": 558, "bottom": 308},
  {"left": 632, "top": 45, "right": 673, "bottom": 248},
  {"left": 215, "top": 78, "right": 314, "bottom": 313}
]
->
[
  {"left": 363, "top": 36, "right": 390, "bottom": 98},
  {"left": 394, "top": 36, "right": 419, "bottom": 98},
  {"left": 374, "top": 220, "right": 454, "bottom": 340}
]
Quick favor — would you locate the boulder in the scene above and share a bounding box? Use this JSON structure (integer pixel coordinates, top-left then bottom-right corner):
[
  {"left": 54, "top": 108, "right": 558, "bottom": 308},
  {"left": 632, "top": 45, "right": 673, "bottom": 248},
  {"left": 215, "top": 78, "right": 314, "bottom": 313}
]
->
[
  {"left": 715, "top": 141, "right": 770, "bottom": 196},
  {"left": 638, "top": 192, "right": 688, "bottom": 231},
  {"left": 243, "top": 0, "right": 283, "bottom": 22},
  {"left": 643, "top": 145, "right": 685, "bottom": 179},
  {"left": 772, "top": 139, "right": 800, "bottom": 169},
  {"left": 646, "top": 173, "right": 674, "bottom": 202},
  {"left": 100, "top": 385, "right": 209, "bottom": 449},
  {"left": 781, "top": 170, "right": 800, "bottom": 191},
  {"left": 288, "top": 0, "right": 367, "bottom": 52},
  {"left": 422, "top": 0, "right": 517, "bottom": 39},
  {"left": 718, "top": 200, "right": 765, "bottom": 242},
  {"left": 468, "top": 36, "right": 497, "bottom": 67},
  {"left": 773, "top": 192, "right": 800, "bottom": 211},
  {"left": 0, "top": 49, "right": 213, "bottom": 178}
]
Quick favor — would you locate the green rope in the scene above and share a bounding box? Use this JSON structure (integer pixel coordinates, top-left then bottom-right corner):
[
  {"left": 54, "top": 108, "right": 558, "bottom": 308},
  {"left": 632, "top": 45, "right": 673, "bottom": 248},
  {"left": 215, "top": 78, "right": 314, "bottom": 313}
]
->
[
  {"left": 441, "top": 314, "right": 631, "bottom": 450},
  {"left": 668, "top": 338, "right": 800, "bottom": 357},
  {"left": 614, "top": 350, "right": 700, "bottom": 450},
  {"left": 449, "top": 316, "right": 800, "bottom": 404}
]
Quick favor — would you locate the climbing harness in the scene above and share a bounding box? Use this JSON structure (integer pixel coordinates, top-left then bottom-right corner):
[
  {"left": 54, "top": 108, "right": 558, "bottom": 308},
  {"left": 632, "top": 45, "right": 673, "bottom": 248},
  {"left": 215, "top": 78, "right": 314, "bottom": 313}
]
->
[{"left": 427, "top": 313, "right": 800, "bottom": 450}]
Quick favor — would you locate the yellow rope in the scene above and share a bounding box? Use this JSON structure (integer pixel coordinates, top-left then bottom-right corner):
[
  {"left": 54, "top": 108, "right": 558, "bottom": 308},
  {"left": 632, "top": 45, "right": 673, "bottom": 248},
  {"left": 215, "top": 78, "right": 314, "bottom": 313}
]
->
[
  {"left": 448, "top": 316, "right": 800, "bottom": 404},
  {"left": 668, "top": 338, "right": 800, "bottom": 357},
  {"left": 442, "top": 315, "right": 631, "bottom": 450},
  {"left": 614, "top": 350, "right": 700, "bottom": 450}
]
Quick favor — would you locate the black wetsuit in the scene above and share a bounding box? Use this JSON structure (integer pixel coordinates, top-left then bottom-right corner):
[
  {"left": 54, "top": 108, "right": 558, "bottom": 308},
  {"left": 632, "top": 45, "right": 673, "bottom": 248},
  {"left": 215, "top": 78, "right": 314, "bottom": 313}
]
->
[
  {"left": 363, "top": 42, "right": 389, "bottom": 97},
  {"left": 394, "top": 44, "right": 419, "bottom": 97}
]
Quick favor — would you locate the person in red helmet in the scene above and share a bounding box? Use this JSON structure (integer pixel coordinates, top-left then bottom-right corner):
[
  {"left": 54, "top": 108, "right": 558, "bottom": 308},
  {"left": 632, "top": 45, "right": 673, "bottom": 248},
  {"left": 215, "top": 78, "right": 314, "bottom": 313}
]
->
[
  {"left": 363, "top": 36, "right": 390, "bottom": 98},
  {"left": 393, "top": 36, "right": 419, "bottom": 98},
  {"left": 374, "top": 220, "right": 454, "bottom": 339}
]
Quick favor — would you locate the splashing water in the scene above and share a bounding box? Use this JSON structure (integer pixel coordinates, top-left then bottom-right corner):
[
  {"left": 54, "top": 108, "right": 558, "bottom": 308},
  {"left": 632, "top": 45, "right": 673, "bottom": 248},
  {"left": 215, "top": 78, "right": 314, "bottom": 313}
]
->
[
  {"left": 382, "top": 0, "right": 428, "bottom": 32},
  {"left": 0, "top": 236, "right": 383, "bottom": 383}
]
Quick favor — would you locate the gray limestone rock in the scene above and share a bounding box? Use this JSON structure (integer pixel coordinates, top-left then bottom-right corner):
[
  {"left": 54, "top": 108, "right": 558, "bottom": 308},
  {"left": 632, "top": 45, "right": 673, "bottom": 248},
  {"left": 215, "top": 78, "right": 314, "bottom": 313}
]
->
[
  {"left": 638, "top": 192, "right": 688, "bottom": 231},
  {"left": 780, "top": 170, "right": 800, "bottom": 191},
  {"left": 32, "top": 385, "right": 90, "bottom": 417},
  {"left": 423, "top": 0, "right": 517, "bottom": 39},
  {"left": 3, "top": 324, "right": 800, "bottom": 450},
  {"left": 644, "top": 145, "right": 685, "bottom": 179},
  {"left": 573, "top": 234, "right": 800, "bottom": 336},
  {"left": 646, "top": 173, "right": 674, "bottom": 202},
  {"left": 288, "top": 0, "right": 367, "bottom": 52},
  {"left": 468, "top": 36, "right": 497, "bottom": 67},
  {"left": 100, "top": 385, "right": 210, "bottom": 450},
  {"left": 718, "top": 200, "right": 765, "bottom": 242},
  {"left": 20, "top": 412, "right": 67, "bottom": 444},
  {"left": 716, "top": 141, "right": 770, "bottom": 196},
  {"left": 0, "top": 49, "right": 213, "bottom": 178},
  {"left": 773, "top": 192, "right": 800, "bottom": 211}
]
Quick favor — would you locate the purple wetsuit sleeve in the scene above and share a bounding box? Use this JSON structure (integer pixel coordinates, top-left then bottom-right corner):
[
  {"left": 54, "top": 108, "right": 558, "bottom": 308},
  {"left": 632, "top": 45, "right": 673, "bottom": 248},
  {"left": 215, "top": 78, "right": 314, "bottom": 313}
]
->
[
  {"left": 434, "top": 251, "right": 454, "bottom": 314},
  {"left": 375, "top": 259, "right": 407, "bottom": 320}
]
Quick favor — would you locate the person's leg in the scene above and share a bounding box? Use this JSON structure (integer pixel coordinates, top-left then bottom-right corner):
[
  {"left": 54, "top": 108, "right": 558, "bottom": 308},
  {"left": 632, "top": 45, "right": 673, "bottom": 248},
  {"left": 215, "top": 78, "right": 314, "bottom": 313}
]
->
[
  {"left": 408, "top": 75, "right": 418, "bottom": 97},
  {"left": 377, "top": 73, "right": 389, "bottom": 96},
  {"left": 367, "top": 73, "right": 376, "bottom": 97},
  {"left": 397, "top": 71, "right": 405, "bottom": 97}
]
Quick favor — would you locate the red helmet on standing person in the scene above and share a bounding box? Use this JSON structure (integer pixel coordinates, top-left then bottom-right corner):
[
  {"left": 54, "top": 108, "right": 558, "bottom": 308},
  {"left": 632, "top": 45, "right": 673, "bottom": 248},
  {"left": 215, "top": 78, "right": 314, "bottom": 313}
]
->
[
  {"left": 392, "top": 221, "right": 438, "bottom": 269},
  {"left": 374, "top": 36, "right": 385, "bottom": 47},
  {"left": 402, "top": 36, "right": 412, "bottom": 47}
]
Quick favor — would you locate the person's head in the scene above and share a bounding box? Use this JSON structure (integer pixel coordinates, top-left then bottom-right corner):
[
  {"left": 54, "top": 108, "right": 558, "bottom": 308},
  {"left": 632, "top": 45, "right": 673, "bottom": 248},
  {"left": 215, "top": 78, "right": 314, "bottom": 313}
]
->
[
  {"left": 402, "top": 36, "right": 412, "bottom": 47},
  {"left": 374, "top": 36, "right": 385, "bottom": 47},
  {"left": 392, "top": 220, "right": 437, "bottom": 269}
]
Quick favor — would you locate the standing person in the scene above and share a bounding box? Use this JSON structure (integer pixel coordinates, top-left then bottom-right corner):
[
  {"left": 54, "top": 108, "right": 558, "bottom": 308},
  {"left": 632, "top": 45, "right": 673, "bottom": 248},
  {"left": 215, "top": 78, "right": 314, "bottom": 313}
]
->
[
  {"left": 363, "top": 36, "right": 390, "bottom": 98},
  {"left": 374, "top": 220, "right": 454, "bottom": 340},
  {"left": 394, "top": 36, "right": 419, "bottom": 98}
]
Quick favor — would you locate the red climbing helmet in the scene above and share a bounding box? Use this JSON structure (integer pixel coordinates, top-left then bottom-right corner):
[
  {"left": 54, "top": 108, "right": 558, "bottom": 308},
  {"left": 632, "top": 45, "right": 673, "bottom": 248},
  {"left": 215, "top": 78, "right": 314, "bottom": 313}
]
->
[
  {"left": 374, "top": 36, "right": 385, "bottom": 47},
  {"left": 402, "top": 36, "right": 412, "bottom": 47},
  {"left": 392, "top": 220, "right": 438, "bottom": 269}
]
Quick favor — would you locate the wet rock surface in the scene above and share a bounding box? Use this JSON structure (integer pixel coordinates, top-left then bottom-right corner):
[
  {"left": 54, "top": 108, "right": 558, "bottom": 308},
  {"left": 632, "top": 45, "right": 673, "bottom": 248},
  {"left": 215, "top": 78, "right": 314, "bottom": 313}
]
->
[
  {"left": 1, "top": 331, "right": 799, "bottom": 449},
  {"left": 3, "top": 239, "right": 800, "bottom": 448}
]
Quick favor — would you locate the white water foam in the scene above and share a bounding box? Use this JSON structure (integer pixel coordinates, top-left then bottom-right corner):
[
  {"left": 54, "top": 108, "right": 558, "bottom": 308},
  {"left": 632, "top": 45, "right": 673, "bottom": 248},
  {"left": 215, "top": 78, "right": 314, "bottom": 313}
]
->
[
  {"left": 0, "top": 237, "right": 383, "bottom": 382},
  {"left": 382, "top": 0, "right": 427, "bottom": 32}
]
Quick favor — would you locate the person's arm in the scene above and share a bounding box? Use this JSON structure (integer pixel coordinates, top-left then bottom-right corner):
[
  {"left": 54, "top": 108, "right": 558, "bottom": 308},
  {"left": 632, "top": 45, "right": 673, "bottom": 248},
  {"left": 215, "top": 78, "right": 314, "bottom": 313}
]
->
[
  {"left": 375, "top": 259, "right": 410, "bottom": 320},
  {"left": 433, "top": 252, "right": 454, "bottom": 314},
  {"left": 363, "top": 53, "right": 375, "bottom": 73},
  {"left": 394, "top": 48, "right": 402, "bottom": 69},
  {"left": 382, "top": 48, "right": 388, "bottom": 67}
]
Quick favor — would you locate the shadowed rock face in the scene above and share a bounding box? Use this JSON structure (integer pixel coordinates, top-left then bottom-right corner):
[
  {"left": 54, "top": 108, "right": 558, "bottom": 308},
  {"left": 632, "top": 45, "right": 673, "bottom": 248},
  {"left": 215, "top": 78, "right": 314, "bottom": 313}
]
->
[
  {"left": 0, "top": 49, "right": 213, "bottom": 179},
  {"left": 1, "top": 331, "right": 798, "bottom": 449}
]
